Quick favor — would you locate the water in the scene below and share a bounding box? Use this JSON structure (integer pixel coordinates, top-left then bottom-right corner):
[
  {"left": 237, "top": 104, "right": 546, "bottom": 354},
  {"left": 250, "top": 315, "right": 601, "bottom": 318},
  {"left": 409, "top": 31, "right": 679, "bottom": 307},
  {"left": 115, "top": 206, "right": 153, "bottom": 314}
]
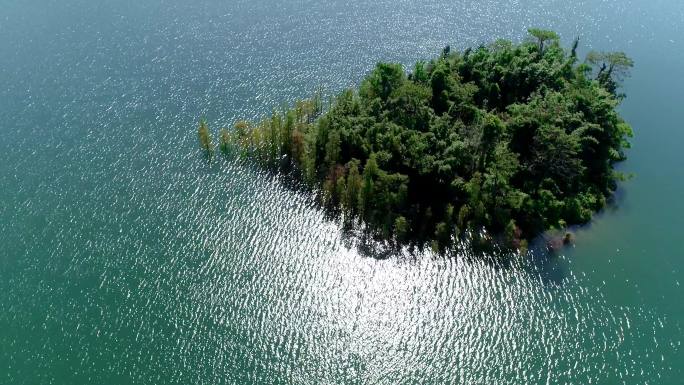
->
[{"left": 1, "top": 0, "right": 682, "bottom": 383}]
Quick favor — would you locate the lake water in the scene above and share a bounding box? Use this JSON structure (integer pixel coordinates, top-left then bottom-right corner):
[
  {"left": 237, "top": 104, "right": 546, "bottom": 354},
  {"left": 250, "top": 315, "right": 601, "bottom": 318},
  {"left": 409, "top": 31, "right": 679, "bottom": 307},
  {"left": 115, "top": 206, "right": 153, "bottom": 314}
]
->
[{"left": 1, "top": 0, "right": 683, "bottom": 384}]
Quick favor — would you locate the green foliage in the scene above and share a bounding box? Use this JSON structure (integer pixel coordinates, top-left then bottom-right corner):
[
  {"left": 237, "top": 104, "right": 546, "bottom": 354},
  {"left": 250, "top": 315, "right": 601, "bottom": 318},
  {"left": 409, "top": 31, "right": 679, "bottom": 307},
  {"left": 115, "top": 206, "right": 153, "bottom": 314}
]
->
[
  {"left": 360, "top": 63, "right": 405, "bottom": 102},
  {"left": 219, "top": 128, "right": 230, "bottom": 154},
  {"left": 411, "top": 61, "right": 429, "bottom": 84},
  {"left": 206, "top": 30, "right": 633, "bottom": 250},
  {"left": 197, "top": 118, "right": 214, "bottom": 155},
  {"left": 394, "top": 216, "right": 409, "bottom": 241},
  {"left": 324, "top": 130, "right": 341, "bottom": 169},
  {"left": 527, "top": 28, "right": 559, "bottom": 53},
  {"left": 343, "top": 159, "right": 363, "bottom": 214},
  {"left": 586, "top": 50, "right": 634, "bottom": 95}
]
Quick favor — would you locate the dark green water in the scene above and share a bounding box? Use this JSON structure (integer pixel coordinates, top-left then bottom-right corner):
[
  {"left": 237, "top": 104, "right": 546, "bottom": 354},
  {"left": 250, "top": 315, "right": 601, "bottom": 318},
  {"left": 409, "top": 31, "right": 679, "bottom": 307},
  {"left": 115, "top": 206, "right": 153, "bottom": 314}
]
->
[{"left": 1, "top": 0, "right": 682, "bottom": 383}]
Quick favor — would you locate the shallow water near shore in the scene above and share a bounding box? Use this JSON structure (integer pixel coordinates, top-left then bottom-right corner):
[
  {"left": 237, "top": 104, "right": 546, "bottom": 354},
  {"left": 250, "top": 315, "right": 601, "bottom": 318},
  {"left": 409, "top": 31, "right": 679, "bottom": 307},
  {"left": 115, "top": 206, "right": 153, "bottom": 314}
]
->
[{"left": 1, "top": 0, "right": 683, "bottom": 384}]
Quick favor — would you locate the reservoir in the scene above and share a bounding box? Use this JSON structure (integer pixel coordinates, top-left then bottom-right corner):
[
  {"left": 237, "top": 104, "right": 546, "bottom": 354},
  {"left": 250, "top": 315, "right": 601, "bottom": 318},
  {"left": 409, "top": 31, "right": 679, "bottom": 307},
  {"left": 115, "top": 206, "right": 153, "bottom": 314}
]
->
[{"left": 0, "top": 0, "right": 682, "bottom": 383}]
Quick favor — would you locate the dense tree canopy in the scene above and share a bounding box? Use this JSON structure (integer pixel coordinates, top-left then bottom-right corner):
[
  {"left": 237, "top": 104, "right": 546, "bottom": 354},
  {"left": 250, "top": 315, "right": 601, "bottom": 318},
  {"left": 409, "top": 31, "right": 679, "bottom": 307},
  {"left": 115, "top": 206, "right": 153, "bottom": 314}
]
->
[{"left": 199, "top": 29, "right": 633, "bottom": 251}]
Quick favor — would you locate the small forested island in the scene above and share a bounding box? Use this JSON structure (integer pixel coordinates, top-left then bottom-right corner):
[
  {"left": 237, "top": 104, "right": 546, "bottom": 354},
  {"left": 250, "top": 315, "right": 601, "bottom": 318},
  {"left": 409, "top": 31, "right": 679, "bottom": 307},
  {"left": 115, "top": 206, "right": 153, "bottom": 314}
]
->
[{"left": 198, "top": 29, "right": 633, "bottom": 251}]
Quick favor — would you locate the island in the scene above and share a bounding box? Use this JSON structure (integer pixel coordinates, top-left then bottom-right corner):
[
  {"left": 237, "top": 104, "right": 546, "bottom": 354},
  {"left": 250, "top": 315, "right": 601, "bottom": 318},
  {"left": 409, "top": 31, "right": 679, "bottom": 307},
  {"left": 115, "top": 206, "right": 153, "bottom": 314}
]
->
[{"left": 198, "top": 29, "right": 634, "bottom": 251}]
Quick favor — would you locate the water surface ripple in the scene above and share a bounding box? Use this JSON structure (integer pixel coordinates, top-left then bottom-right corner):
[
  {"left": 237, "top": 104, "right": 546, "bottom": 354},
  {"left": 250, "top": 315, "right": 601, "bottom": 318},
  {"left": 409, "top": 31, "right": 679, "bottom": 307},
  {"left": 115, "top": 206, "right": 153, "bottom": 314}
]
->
[{"left": 0, "top": 0, "right": 682, "bottom": 384}]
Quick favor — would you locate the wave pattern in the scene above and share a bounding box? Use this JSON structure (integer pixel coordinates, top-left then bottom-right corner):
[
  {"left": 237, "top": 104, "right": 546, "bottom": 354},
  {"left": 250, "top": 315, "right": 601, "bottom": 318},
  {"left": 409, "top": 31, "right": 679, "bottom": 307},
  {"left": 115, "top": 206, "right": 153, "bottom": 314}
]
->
[{"left": 0, "top": 0, "right": 681, "bottom": 384}]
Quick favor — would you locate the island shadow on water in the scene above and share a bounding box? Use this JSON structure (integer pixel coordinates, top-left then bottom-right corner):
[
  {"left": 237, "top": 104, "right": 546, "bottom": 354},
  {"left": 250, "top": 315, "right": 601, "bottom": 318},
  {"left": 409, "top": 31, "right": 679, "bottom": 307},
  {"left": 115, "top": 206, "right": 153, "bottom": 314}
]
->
[
  {"left": 201, "top": 149, "right": 613, "bottom": 287},
  {"left": 331, "top": 196, "right": 576, "bottom": 286}
]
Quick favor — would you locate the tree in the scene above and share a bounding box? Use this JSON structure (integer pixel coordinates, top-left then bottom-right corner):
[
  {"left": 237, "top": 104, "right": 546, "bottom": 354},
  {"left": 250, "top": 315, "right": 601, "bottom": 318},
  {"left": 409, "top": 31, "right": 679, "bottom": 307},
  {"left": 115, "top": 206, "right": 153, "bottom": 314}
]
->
[
  {"left": 335, "top": 172, "right": 347, "bottom": 207},
  {"left": 359, "top": 154, "right": 380, "bottom": 218},
  {"left": 570, "top": 37, "right": 580, "bottom": 59},
  {"left": 527, "top": 28, "right": 559, "bottom": 54},
  {"left": 441, "top": 45, "right": 451, "bottom": 58},
  {"left": 481, "top": 143, "right": 520, "bottom": 227},
  {"left": 344, "top": 159, "right": 363, "bottom": 214},
  {"left": 324, "top": 130, "right": 341, "bottom": 169},
  {"left": 434, "top": 221, "right": 450, "bottom": 247},
  {"left": 394, "top": 216, "right": 409, "bottom": 242},
  {"left": 197, "top": 118, "right": 214, "bottom": 155},
  {"left": 586, "top": 51, "right": 634, "bottom": 94},
  {"left": 219, "top": 128, "right": 230, "bottom": 154},
  {"left": 430, "top": 61, "right": 455, "bottom": 115},
  {"left": 360, "top": 63, "right": 406, "bottom": 102},
  {"left": 478, "top": 113, "right": 505, "bottom": 169},
  {"left": 281, "top": 110, "right": 295, "bottom": 157},
  {"left": 234, "top": 120, "right": 250, "bottom": 148},
  {"left": 483, "top": 144, "right": 519, "bottom": 202},
  {"left": 291, "top": 129, "right": 306, "bottom": 166},
  {"left": 411, "top": 61, "right": 429, "bottom": 84},
  {"left": 530, "top": 125, "right": 584, "bottom": 192}
]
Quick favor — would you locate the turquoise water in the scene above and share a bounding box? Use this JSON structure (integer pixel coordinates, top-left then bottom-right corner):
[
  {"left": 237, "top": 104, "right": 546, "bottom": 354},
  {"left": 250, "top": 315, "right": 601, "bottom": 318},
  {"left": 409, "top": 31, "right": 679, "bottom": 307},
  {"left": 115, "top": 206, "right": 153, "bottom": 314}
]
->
[{"left": 1, "top": 0, "right": 682, "bottom": 384}]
